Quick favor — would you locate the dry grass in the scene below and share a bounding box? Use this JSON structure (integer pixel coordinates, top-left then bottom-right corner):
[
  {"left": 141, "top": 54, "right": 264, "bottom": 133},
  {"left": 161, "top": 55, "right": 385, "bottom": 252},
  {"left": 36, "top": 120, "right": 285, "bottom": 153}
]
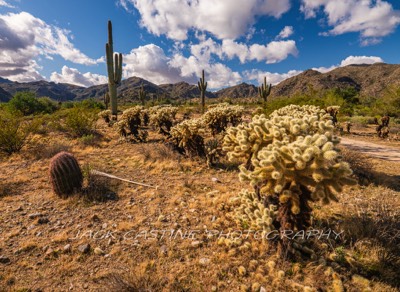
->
[{"left": 0, "top": 114, "right": 400, "bottom": 291}]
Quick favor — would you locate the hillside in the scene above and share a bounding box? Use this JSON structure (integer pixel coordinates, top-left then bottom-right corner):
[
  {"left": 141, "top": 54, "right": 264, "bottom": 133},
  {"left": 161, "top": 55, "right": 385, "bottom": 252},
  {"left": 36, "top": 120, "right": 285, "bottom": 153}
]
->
[
  {"left": 271, "top": 63, "right": 400, "bottom": 98},
  {"left": 1, "top": 63, "right": 400, "bottom": 102}
]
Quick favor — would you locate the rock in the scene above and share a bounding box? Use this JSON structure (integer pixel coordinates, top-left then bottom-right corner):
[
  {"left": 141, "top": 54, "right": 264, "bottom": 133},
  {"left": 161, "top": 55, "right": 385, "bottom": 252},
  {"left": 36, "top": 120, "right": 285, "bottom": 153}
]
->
[
  {"left": 77, "top": 244, "right": 90, "bottom": 254},
  {"left": 191, "top": 241, "right": 202, "bottom": 248},
  {"left": 211, "top": 177, "right": 221, "bottom": 183},
  {"left": 158, "top": 215, "right": 167, "bottom": 222},
  {"left": 94, "top": 247, "right": 105, "bottom": 255},
  {"left": 37, "top": 217, "right": 50, "bottom": 224},
  {"left": 259, "top": 287, "right": 266, "bottom": 292},
  {"left": 159, "top": 245, "right": 168, "bottom": 255},
  {"left": 0, "top": 256, "right": 10, "bottom": 264},
  {"left": 15, "top": 206, "right": 23, "bottom": 212},
  {"left": 91, "top": 214, "right": 100, "bottom": 222},
  {"left": 45, "top": 248, "right": 54, "bottom": 256},
  {"left": 199, "top": 258, "right": 210, "bottom": 266},
  {"left": 102, "top": 223, "right": 108, "bottom": 229},
  {"left": 63, "top": 244, "right": 71, "bottom": 252}
]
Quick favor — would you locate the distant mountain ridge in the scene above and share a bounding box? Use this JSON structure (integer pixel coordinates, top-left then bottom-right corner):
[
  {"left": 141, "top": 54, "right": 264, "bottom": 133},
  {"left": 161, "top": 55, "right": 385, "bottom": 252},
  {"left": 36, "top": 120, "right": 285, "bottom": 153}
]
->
[{"left": 1, "top": 63, "right": 400, "bottom": 102}]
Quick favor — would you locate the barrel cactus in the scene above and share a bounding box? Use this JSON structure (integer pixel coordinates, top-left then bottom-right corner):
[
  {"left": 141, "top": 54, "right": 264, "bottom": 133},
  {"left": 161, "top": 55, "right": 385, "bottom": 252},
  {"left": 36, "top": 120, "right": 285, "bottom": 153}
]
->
[
  {"left": 224, "top": 105, "right": 356, "bottom": 255},
  {"left": 49, "top": 152, "right": 83, "bottom": 198}
]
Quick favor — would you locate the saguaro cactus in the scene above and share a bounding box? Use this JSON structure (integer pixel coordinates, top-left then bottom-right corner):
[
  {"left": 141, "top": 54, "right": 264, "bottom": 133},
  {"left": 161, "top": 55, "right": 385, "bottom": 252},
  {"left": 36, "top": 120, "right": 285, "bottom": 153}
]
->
[
  {"left": 139, "top": 84, "right": 147, "bottom": 106},
  {"left": 258, "top": 76, "right": 271, "bottom": 107},
  {"left": 49, "top": 152, "right": 83, "bottom": 198},
  {"left": 198, "top": 69, "right": 207, "bottom": 113},
  {"left": 106, "top": 20, "right": 123, "bottom": 116}
]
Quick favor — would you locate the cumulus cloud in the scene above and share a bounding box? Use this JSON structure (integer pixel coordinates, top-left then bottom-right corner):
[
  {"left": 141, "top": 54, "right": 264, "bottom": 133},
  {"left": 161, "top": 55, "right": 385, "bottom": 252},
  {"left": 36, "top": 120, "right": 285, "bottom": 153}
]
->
[
  {"left": 300, "top": 0, "right": 400, "bottom": 44},
  {"left": 244, "top": 69, "right": 302, "bottom": 85},
  {"left": 0, "top": 12, "right": 102, "bottom": 82},
  {"left": 122, "top": 44, "right": 241, "bottom": 89},
  {"left": 189, "top": 38, "right": 298, "bottom": 64},
  {"left": 313, "top": 55, "right": 384, "bottom": 73},
  {"left": 276, "top": 26, "right": 294, "bottom": 39},
  {"left": 120, "top": 0, "right": 291, "bottom": 40},
  {"left": 50, "top": 66, "right": 108, "bottom": 87}
]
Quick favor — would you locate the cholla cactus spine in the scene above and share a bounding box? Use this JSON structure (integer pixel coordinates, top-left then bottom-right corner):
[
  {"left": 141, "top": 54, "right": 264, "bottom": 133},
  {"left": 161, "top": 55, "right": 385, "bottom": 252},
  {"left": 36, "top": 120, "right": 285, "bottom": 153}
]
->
[
  {"left": 106, "top": 20, "right": 123, "bottom": 116},
  {"left": 198, "top": 69, "right": 207, "bottom": 114},
  {"left": 49, "top": 152, "right": 83, "bottom": 198}
]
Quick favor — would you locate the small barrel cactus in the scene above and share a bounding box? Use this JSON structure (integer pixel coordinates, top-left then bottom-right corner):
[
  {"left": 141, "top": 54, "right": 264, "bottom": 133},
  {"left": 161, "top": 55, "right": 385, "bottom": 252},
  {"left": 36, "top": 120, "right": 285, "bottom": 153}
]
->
[{"left": 49, "top": 152, "right": 83, "bottom": 198}]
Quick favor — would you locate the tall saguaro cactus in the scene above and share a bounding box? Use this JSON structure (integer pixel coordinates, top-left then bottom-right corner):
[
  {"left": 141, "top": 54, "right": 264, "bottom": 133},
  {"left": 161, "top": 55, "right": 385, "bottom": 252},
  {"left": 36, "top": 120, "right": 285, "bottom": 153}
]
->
[
  {"left": 106, "top": 20, "right": 123, "bottom": 116},
  {"left": 198, "top": 69, "right": 207, "bottom": 113},
  {"left": 258, "top": 76, "right": 271, "bottom": 107}
]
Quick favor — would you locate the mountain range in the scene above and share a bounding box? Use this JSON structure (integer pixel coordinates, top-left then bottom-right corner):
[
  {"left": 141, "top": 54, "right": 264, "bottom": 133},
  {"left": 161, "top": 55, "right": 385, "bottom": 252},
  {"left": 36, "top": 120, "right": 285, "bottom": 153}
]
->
[{"left": 1, "top": 63, "right": 399, "bottom": 103}]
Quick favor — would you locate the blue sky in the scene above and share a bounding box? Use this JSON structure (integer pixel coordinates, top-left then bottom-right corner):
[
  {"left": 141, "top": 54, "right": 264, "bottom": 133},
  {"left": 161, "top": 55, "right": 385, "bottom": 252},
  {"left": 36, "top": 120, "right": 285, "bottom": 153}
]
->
[{"left": 1, "top": 0, "right": 400, "bottom": 90}]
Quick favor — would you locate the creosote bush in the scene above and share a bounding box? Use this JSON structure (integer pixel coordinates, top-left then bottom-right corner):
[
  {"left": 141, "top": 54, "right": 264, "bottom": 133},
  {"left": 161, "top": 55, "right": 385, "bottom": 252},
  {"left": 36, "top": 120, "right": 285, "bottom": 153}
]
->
[
  {"left": 224, "top": 105, "right": 356, "bottom": 256},
  {"left": 0, "top": 111, "right": 40, "bottom": 155},
  {"left": 64, "top": 107, "right": 97, "bottom": 137}
]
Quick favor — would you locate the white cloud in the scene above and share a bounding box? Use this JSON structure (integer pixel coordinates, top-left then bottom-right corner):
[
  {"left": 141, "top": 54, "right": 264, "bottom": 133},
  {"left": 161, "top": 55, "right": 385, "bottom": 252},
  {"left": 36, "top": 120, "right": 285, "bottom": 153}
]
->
[
  {"left": 0, "top": 12, "right": 102, "bottom": 82},
  {"left": 190, "top": 38, "right": 298, "bottom": 64},
  {"left": 122, "top": 44, "right": 241, "bottom": 89},
  {"left": 120, "top": 0, "right": 291, "bottom": 40},
  {"left": 313, "top": 55, "right": 384, "bottom": 72},
  {"left": 0, "top": 1, "right": 14, "bottom": 8},
  {"left": 50, "top": 66, "right": 108, "bottom": 87},
  {"left": 276, "top": 26, "right": 294, "bottom": 39},
  {"left": 300, "top": 0, "right": 400, "bottom": 44},
  {"left": 244, "top": 69, "right": 302, "bottom": 85}
]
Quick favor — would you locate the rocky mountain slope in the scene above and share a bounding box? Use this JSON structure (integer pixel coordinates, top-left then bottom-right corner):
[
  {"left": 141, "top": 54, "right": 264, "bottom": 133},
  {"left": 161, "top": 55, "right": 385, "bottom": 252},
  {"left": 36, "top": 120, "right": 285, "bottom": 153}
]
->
[{"left": 1, "top": 63, "right": 400, "bottom": 102}]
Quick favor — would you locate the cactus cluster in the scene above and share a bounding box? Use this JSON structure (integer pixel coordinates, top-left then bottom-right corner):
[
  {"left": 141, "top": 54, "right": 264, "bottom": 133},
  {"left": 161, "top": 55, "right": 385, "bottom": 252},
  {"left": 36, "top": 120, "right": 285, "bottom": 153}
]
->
[
  {"left": 49, "top": 152, "right": 83, "bottom": 198},
  {"left": 224, "top": 105, "right": 355, "bottom": 253},
  {"left": 325, "top": 106, "right": 340, "bottom": 126},
  {"left": 202, "top": 103, "right": 244, "bottom": 136},
  {"left": 170, "top": 118, "right": 205, "bottom": 157},
  {"left": 98, "top": 110, "right": 112, "bottom": 123},
  {"left": 114, "top": 106, "right": 148, "bottom": 142},
  {"left": 149, "top": 105, "right": 178, "bottom": 136}
]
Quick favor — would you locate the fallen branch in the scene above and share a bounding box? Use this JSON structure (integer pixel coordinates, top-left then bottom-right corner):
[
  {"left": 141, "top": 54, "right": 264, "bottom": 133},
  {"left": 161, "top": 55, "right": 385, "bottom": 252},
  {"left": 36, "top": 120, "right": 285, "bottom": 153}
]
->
[{"left": 90, "top": 169, "right": 158, "bottom": 189}]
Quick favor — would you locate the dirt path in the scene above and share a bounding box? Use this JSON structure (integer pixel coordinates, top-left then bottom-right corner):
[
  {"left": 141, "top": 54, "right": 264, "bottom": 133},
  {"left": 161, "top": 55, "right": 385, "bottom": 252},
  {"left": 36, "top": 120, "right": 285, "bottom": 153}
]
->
[{"left": 340, "top": 137, "right": 400, "bottom": 162}]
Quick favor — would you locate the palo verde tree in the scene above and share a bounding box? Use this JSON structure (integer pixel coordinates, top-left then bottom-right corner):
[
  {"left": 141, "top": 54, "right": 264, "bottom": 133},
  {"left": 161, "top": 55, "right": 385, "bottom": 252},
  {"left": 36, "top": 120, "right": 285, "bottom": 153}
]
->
[
  {"left": 106, "top": 20, "right": 123, "bottom": 117},
  {"left": 198, "top": 69, "right": 207, "bottom": 114}
]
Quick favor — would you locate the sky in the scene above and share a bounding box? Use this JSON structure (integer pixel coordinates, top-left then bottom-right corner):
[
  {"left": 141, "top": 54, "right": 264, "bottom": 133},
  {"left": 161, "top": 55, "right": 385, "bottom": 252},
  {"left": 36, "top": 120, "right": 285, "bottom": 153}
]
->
[{"left": 1, "top": 0, "right": 400, "bottom": 90}]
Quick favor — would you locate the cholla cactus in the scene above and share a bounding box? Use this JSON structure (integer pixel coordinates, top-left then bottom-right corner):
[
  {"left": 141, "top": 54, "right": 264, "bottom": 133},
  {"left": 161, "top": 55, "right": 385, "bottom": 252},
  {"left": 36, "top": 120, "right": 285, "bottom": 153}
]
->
[
  {"left": 170, "top": 118, "right": 205, "bottom": 157},
  {"left": 325, "top": 106, "right": 340, "bottom": 126},
  {"left": 115, "top": 106, "right": 148, "bottom": 142},
  {"left": 149, "top": 105, "right": 178, "bottom": 136},
  {"left": 98, "top": 110, "right": 111, "bottom": 123},
  {"left": 205, "top": 138, "right": 222, "bottom": 167},
  {"left": 224, "top": 105, "right": 355, "bottom": 254},
  {"left": 202, "top": 103, "right": 244, "bottom": 136}
]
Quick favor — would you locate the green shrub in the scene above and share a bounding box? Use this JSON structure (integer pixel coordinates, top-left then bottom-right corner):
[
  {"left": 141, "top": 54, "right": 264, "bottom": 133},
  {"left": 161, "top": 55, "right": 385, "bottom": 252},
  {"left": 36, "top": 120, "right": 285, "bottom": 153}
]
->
[
  {"left": 0, "top": 111, "right": 39, "bottom": 155},
  {"left": 37, "top": 97, "right": 59, "bottom": 114},
  {"left": 7, "top": 91, "right": 42, "bottom": 115},
  {"left": 64, "top": 108, "right": 97, "bottom": 137},
  {"left": 77, "top": 98, "right": 106, "bottom": 110}
]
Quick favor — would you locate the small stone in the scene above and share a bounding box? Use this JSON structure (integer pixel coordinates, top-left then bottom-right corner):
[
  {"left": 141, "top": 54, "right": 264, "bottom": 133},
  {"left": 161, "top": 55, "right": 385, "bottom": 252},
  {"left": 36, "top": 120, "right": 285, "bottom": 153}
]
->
[
  {"left": 199, "top": 257, "right": 210, "bottom": 266},
  {"left": 0, "top": 256, "right": 10, "bottom": 264},
  {"left": 63, "top": 244, "right": 71, "bottom": 252},
  {"left": 37, "top": 217, "right": 50, "bottom": 224},
  {"left": 45, "top": 248, "right": 54, "bottom": 256},
  {"left": 91, "top": 215, "right": 100, "bottom": 222},
  {"left": 15, "top": 206, "right": 23, "bottom": 212},
  {"left": 259, "top": 287, "right": 266, "bottom": 292},
  {"left": 191, "top": 241, "right": 202, "bottom": 248},
  {"left": 77, "top": 244, "right": 90, "bottom": 254},
  {"left": 159, "top": 245, "right": 168, "bottom": 255},
  {"left": 211, "top": 286, "right": 217, "bottom": 292},
  {"left": 102, "top": 223, "right": 108, "bottom": 229},
  {"left": 94, "top": 247, "right": 105, "bottom": 255},
  {"left": 158, "top": 215, "right": 166, "bottom": 222},
  {"left": 211, "top": 177, "right": 221, "bottom": 183}
]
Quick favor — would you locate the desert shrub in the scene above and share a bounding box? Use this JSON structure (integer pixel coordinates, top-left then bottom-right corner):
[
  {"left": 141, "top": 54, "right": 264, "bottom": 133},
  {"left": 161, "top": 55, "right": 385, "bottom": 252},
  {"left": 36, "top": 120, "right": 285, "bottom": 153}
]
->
[
  {"left": 6, "top": 91, "right": 42, "bottom": 115},
  {"left": 202, "top": 103, "right": 244, "bottom": 135},
  {"left": 170, "top": 118, "right": 205, "bottom": 157},
  {"left": 339, "top": 147, "right": 375, "bottom": 185},
  {"left": 64, "top": 107, "right": 97, "bottom": 137},
  {"left": 0, "top": 111, "right": 39, "bottom": 155},
  {"left": 114, "top": 106, "right": 148, "bottom": 142},
  {"left": 224, "top": 105, "right": 355, "bottom": 256},
  {"left": 37, "top": 97, "right": 59, "bottom": 114},
  {"left": 77, "top": 98, "right": 106, "bottom": 110},
  {"left": 148, "top": 105, "right": 178, "bottom": 136},
  {"left": 31, "top": 141, "right": 71, "bottom": 160},
  {"left": 79, "top": 134, "right": 98, "bottom": 146}
]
